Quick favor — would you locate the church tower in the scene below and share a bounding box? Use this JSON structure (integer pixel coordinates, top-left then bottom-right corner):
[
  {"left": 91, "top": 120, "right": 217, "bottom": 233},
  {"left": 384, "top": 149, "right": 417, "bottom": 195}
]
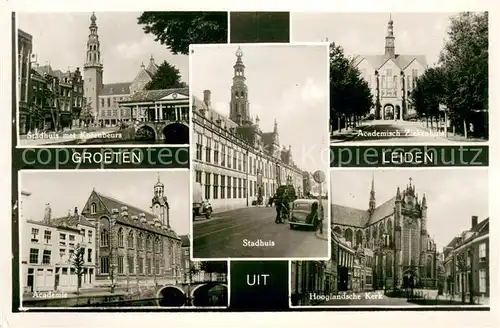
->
[
  {"left": 368, "top": 174, "right": 376, "bottom": 214},
  {"left": 229, "top": 46, "right": 251, "bottom": 125},
  {"left": 271, "top": 119, "right": 280, "bottom": 158},
  {"left": 83, "top": 12, "right": 104, "bottom": 123},
  {"left": 384, "top": 15, "right": 396, "bottom": 58},
  {"left": 151, "top": 174, "right": 170, "bottom": 228}
]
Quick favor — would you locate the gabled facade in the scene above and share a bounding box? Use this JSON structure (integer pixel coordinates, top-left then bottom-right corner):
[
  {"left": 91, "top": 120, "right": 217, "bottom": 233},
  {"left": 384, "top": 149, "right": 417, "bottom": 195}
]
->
[
  {"left": 80, "top": 176, "right": 182, "bottom": 287},
  {"left": 192, "top": 47, "right": 304, "bottom": 212},
  {"left": 353, "top": 16, "right": 428, "bottom": 120}
]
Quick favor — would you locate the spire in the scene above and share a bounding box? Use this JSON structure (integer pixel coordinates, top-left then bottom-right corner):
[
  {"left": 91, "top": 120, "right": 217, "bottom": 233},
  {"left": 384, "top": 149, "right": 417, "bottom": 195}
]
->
[
  {"left": 274, "top": 119, "right": 278, "bottom": 133},
  {"left": 385, "top": 14, "right": 396, "bottom": 58},
  {"left": 396, "top": 186, "right": 401, "bottom": 201},
  {"left": 369, "top": 174, "right": 376, "bottom": 214},
  {"left": 230, "top": 46, "right": 250, "bottom": 124},
  {"left": 155, "top": 172, "right": 163, "bottom": 187},
  {"left": 84, "top": 12, "right": 102, "bottom": 68},
  {"left": 422, "top": 193, "right": 427, "bottom": 208}
]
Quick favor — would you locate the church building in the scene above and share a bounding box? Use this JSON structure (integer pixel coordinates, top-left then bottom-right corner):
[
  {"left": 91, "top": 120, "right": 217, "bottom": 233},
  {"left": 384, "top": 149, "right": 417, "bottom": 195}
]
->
[
  {"left": 331, "top": 177, "right": 438, "bottom": 290},
  {"left": 192, "top": 46, "right": 304, "bottom": 211},
  {"left": 80, "top": 175, "right": 182, "bottom": 287},
  {"left": 353, "top": 16, "right": 428, "bottom": 120}
]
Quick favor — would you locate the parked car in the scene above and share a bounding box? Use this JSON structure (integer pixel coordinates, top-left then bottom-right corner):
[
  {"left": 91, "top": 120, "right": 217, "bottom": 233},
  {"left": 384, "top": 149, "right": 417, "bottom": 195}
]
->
[{"left": 193, "top": 182, "right": 212, "bottom": 220}]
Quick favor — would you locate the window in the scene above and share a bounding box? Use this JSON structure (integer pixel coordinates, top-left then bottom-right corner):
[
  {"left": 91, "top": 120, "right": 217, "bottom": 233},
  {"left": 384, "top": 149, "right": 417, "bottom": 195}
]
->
[
  {"left": 100, "top": 256, "right": 109, "bottom": 274},
  {"left": 118, "top": 256, "right": 124, "bottom": 274},
  {"left": 59, "top": 248, "right": 65, "bottom": 261},
  {"left": 90, "top": 203, "right": 97, "bottom": 214},
  {"left": 88, "top": 231, "right": 92, "bottom": 244},
  {"left": 479, "top": 269, "right": 487, "bottom": 293},
  {"left": 128, "top": 230, "right": 134, "bottom": 248},
  {"left": 243, "top": 178, "right": 247, "bottom": 198},
  {"left": 156, "top": 238, "right": 161, "bottom": 253},
  {"left": 87, "top": 249, "right": 92, "bottom": 263},
  {"left": 220, "top": 175, "right": 226, "bottom": 199},
  {"left": 42, "top": 250, "right": 51, "bottom": 264},
  {"left": 196, "top": 133, "right": 203, "bottom": 161},
  {"left": 128, "top": 255, "right": 135, "bottom": 274},
  {"left": 138, "top": 233, "right": 144, "bottom": 250},
  {"left": 107, "top": 98, "right": 111, "bottom": 107},
  {"left": 100, "top": 228, "right": 109, "bottom": 247},
  {"left": 195, "top": 170, "right": 202, "bottom": 184},
  {"left": 146, "top": 236, "right": 152, "bottom": 251},
  {"left": 233, "top": 151, "right": 237, "bottom": 169},
  {"left": 146, "top": 258, "right": 151, "bottom": 274},
  {"left": 233, "top": 177, "right": 237, "bottom": 198},
  {"left": 227, "top": 177, "right": 232, "bottom": 199},
  {"left": 118, "top": 228, "right": 124, "bottom": 247},
  {"left": 238, "top": 178, "right": 242, "bottom": 198},
  {"left": 31, "top": 228, "right": 39, "bottom": 242},
  {"left": 214, "top": 142, "right": 219, "bottom": 164},
  {"left": 205, "top": 139, "right": 212, "bottom": 163},
  {"left": 213, "top": 174, "right": 219, "bottom": 200},
  {"left": 69, "top": 235, "right": 75, "bottom": 241},
  {"left": 29, "top": 248, "right": 39, "bottom": 264},
  {"left": 138, "top": 257, "right": 144, "bottom": 274},
  {"left": 155, "top": 258, "right": 160, "bottom": 274},
  {"left": 227, "top": 148, "right": 232, "bottom": 169},
  {"left": 221, "top": 145, "right": 226, "bottom": 166},
  {"left": 205, "top": 172, "right": 211, "bottom": 200},
  {"left": 479, "top": 243, "right": 486, "bottom": 261},
  {"left": 43, "top": 230, "right": 51, "bottom": 244}
]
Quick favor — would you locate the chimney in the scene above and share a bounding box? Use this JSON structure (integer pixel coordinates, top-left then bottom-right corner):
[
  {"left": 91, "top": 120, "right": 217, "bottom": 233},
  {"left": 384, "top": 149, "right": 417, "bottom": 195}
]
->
[
  {"left": 203, "top": 90, "right": 211, "bottom": 107},
  {"left": 43, "top": 203, "right": 52, "bottom": 224},
  {"left": 471, "top": 215, "right": 478, "bottom": 229}
]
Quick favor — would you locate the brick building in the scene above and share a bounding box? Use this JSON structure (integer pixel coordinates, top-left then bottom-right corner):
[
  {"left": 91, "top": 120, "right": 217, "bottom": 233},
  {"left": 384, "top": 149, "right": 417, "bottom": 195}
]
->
[
  {"left": 332, "top": 177, "right": 437, "bottom": 290},
  {"left": 192, "top": 47, "right": 303, "bottom": 212},
  {"left": 80, "top": 176, "right": 182, "bottom": 288},
  {"left": 442, "top": 216, "right": 489, "bottom": 300}
]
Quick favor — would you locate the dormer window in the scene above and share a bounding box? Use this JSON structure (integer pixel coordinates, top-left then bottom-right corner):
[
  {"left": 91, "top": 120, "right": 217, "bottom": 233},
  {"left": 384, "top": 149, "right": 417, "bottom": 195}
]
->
[{"left": 90, "top": 202, "right": 97, "bottom": 214}]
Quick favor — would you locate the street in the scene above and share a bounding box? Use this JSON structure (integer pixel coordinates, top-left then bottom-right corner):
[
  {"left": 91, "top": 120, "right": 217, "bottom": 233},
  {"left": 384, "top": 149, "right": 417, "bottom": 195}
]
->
[
  {"left": 331, "top": 120, "right": 483, "bottom": 144},
  {"left": 317, "top": 291, "right": 413, "bottom": 306},
  {"left": 193, "top": 203, "right": 329, "bottom": 259}
]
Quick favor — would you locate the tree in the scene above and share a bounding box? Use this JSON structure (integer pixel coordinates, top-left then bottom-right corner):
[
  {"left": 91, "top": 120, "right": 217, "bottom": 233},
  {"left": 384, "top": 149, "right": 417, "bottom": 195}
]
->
[
  {"left": 329, "top": 42, "right": 372, "bottom": 132},
  {"left": 80, "top": 100, "right": 94, "bottom": 130},
  {"left": 137, "top": 12, "right": 228, "bottom": 55},
  {"left": 438, "top": 12, "right": 488, "bottom": 137},
  {"left": 410, "top": 67, "right": 447, "bottom": 129},
  {"left": 70, "top": 243, "right": 86, "bottom": 295},
  {"left": 145, "top": 60, "right": 187, "bottom": 90}
]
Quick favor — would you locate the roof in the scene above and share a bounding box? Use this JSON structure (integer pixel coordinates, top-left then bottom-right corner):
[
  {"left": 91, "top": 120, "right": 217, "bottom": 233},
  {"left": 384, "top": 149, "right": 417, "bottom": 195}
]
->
[
  {"left": 92, "top": 190, "right": 180, "bottom": 240},
  {"left": 192, "top": 95, "right": 239, "bottom": 131},
  {"left": 353, "top": 54, "right": 427, "bottom": 71},
  {"left": 124, "top": 87, "right": 188, "bottom": 102},
  {"left": 179, "top": 234, "right": 190, "bottom": 247},
  {"left": 367, "top": 197, "right": 396, "bottom": 225},
  {"left": 18, "top": 29, "right": 33, "bottom": 40},
  {"left": 51, "top": 215, "right": 95, "bottom": 229},
  {"left": 331, "top": 204, "right": 369, "bottom": 228},
  {"left": 101, "top": 82, "right": 131, "bottom": 96}
]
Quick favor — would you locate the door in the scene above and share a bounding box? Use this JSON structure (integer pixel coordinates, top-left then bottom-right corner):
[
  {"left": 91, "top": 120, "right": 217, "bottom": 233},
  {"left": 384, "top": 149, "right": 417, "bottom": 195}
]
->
[{"left": 27, "top": 274, "right": 34, "bottom": 292}]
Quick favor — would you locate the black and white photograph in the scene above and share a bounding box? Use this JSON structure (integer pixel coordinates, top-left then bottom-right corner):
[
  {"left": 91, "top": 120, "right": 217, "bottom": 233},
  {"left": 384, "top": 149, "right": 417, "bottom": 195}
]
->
[
  {"left": 291, "top": 12, "right": 488, "bottom": 144},
  {"left": 19, "top": 170, "right": 228, "bottom": 308},
  {"left": 190, "top": 43, "right": 330, "bottom": 259},
  {"left": 291, "top": 169, "right": 489, "bottom": 307},
  {"left": 16, "top": 12, "right": 228, "bottom": 146}
]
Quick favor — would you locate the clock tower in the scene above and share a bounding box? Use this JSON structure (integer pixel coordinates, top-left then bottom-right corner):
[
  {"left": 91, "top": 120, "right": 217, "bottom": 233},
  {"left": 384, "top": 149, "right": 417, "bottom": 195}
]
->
[
  {"left": 151, "top": 173, "right": 170, "bottom": 228},
  {"left": 83, "top": 12, "right": 103, "bottom": 123},
  {"left": 385, "top": 15, "right": 396, "bottom": 58}
]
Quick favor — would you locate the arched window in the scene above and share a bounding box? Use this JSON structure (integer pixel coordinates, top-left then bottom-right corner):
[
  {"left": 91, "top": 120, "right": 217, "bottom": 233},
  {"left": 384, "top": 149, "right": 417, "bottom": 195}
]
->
[
  {"left": 386, "top": 253, "right": 393, "bottom": 277},
  {"left": 146, "top": 235, "right": 152, "bottom": 251},
  {"left": 99, "top": 217, "right": 109, "bottom": 247},
  {"left": 333, "top": 226, "right": 342, "bottom": 236},
  {"left": 117, "top": 228, "right": 124, "bottom": 247},
  {"left": 90, "top": 203, "right": 97, "bottom": 214},
  {"left": 128, "top": 230, "right": 134, "bottom": 248},
  {"left": 378, "top": 222, "right": 385, "bottom": 238},
  {"left": 365, "top": 229, "right": 370, "bottom": 243},
  {"left": 155, "top": 238, "right": 161, "bottom": 253},
  {"left": 137, "top": 233, "right": 144, "bottom": 250},
  {"left": 372, "top": 225, "right": 378, "bottom": 239},
  {"left": 100, "top": 228, "right": 109, "bottom": 247},
  {"left": 427, "top": 256, "right": 433, "bottom": 277},
  {"left": 344, "top": 228, "right": 353, "bottom": 244},
  {"left": 355, "top": 230, "right": 363, "bottom": 246}
]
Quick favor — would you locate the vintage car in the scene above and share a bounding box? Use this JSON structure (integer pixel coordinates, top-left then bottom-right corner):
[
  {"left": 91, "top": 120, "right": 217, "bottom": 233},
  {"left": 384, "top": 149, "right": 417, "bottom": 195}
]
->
[
  {"left": 289, "top": 199, "right": 322, "bottom": 230},
  {"left": 193, "top": 182, "right": 212, "bottom": 220}
]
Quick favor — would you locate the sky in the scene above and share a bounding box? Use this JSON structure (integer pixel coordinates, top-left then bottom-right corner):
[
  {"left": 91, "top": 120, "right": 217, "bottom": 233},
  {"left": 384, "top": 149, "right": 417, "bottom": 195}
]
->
[
  {"left": 19, "top": 170, "right": 190, "bottom": 235},
  {"left": 291, "top": 12, "right": 458, "bottom": 67},
  {"left": 190, "top": 44, "right": 330, "bottom": 173},
  {"left": 330, "top": 169, "right": 489, "bottom": 250},
  {"left": 18, "top": 12, "right": 188, "bottom": 84}
]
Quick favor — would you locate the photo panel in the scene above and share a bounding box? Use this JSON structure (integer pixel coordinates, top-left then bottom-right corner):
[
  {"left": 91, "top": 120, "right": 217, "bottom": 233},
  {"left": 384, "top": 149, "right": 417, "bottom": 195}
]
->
[
  {"left": 15, "top": 11, "right": 228, "bottom": 147},
  {"left": 290, "top": 168, "right": 489, "bottom": 308},
  {"left": 190, "top": 42, "right": 331, "bottom": 260},
  {"left": 291, "top": 12, "right": 488, "bottom": 145},
  {"left": 18, "top": 170, "right": 228, "bottom": 309}
]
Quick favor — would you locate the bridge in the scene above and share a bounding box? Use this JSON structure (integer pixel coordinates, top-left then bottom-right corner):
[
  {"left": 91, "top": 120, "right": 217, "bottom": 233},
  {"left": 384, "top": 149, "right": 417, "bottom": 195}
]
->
[
  {"left": 134, "top": 121, "right": 189, "bottom": 144},
  {"left": 155, "top": 281, "right": 228, "bottom": 307}
]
